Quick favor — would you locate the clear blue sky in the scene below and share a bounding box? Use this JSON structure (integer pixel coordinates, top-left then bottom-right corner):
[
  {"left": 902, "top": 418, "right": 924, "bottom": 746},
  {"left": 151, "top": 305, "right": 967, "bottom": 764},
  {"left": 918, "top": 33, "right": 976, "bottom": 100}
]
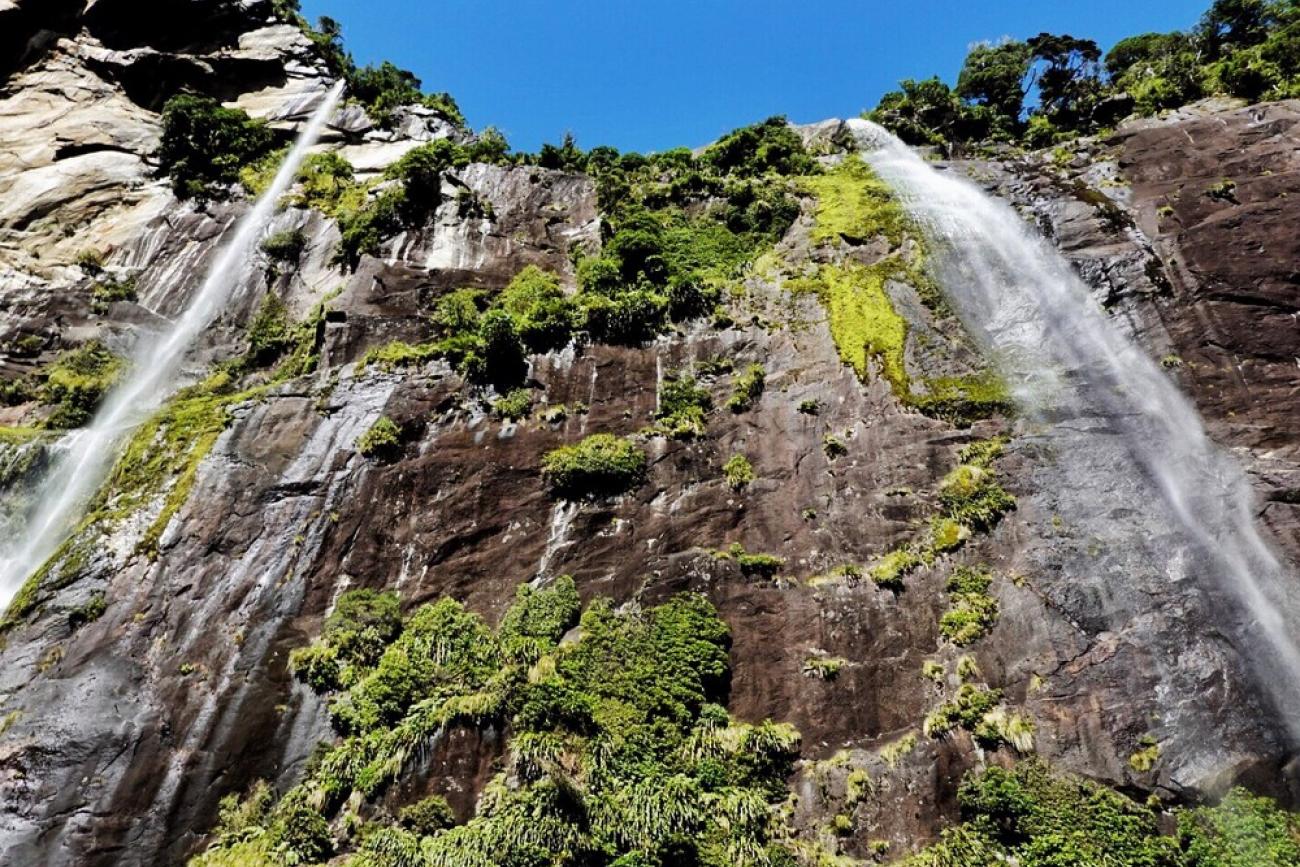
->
[{"left": 300, "top": 0, "right": 1209, "bottom": 153}]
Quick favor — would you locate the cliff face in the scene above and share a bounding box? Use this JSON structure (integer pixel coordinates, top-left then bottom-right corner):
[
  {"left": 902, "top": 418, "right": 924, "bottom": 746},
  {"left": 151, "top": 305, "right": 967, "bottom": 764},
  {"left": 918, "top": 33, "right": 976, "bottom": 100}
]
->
[{"left": 0, "top": 4, "right": 1298, "bottom": 866}]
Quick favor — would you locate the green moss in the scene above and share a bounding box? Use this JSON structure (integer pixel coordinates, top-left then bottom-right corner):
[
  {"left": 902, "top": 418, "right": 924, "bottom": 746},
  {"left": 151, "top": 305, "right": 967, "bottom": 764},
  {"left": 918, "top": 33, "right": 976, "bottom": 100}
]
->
[
  {"left": 0, "top": 426, "right": 44, "bottom": 447},
  {"left": 928, "top": 516, "right": 972, "bottom": 554},
  {"left": 800, "top": 155, "right": 910, "bottom": 246},
  {"left": 358, "top": 339, "right": 439, "bottom": 372},
  {"left": 5, "top": 300, "right": 333, "bottom": 625},
  {"left": 800, "top": 261, "right": 912, "bottom": 396},
  {"left": 722, "top": 454, "right": 755, "bottom": 489},
  {"left": 541, "top": 433, "right": 647, "bottom": 499},
  {"left": 910, "top": 372, "right": 1015, "bottom": 427},
  {"left": 357, "top": 416, "right": 402, "bottom": 460},
  {"left": 938, "top": 460, "right": 1016, "bottom": 531},
  {"left": 715, "top": 542, "right": 785, "bottom": 578},
  {"left": 869, "top": 547, "right": 922, "bottom": 590},
  {"left": 1129, "top": 737, "right": 1161, "bottom": 773}
]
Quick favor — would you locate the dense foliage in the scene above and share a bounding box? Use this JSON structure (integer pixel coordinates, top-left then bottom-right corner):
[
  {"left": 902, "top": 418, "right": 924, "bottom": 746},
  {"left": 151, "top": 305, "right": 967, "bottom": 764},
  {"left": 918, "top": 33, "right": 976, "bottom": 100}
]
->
[
  {"left": 156, "top": 95, "right": 277, "bottom": 200},
  {"left": 195, "top": 581, "right": 804, "bottom": 867},
  {"left": 870, "top": 0, "right": 1300, "bottom": 150},
  {"left": 541, "top": 433, "right": 648, "bottom": 499},
  {"left": 271, "top": 4, "right": 464, "bottom": 127},
  {"left": 39, "top": 340, "right": 125, "bottom": 429},
  {"left": 906, "top": 761, "right": 1300, "bottom": 867}
]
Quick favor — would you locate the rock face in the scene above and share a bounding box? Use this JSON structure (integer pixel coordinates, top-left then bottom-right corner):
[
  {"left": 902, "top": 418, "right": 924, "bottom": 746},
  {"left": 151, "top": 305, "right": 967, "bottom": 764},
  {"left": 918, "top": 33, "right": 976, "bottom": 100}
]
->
[{"left": 0, "top": 4, "right": 1298, "bottom": 867}]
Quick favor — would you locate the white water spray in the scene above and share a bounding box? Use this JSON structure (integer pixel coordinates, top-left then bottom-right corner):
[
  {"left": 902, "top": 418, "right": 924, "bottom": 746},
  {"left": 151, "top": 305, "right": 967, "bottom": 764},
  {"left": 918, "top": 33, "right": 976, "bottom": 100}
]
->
[
  {"left": 0, "top": 82, "right": 344, "bottom": 599},
  {"left": 850, "top": 119, "right": 1300, "bottom": 740}
]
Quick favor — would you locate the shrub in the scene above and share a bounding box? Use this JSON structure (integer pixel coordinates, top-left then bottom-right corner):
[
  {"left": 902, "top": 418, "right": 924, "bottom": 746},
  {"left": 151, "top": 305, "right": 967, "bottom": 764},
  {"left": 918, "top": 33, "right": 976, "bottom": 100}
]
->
[
  {"left": 156, "top": 94, "right": 276, "bottom": 200},
  {"left": 41, "top": 340, "right": 125, "bottom": 428},
  {"left": 726, "top": 363, "right": 766, "bottom": 413},
  {"left": 1206, "top": 177, "right": 1239, "bottom": 202},
  {"left": 492, "top": 388, "right": 533, "bottom": 421},
  {"left": 399, "top": 795, "right": 457, "bottom": 835},
  {"left": 273, "top": 803, "right": 332, "bottom": 863},
  {"left": 801, "top": 656, "right": 846, "bottom": 680},
  {"left": 472, "top": 308, "right": 527, "bottom": 388},
  {"left": 261, "top": 228, "right": 306, "bottom": 263},
  {"left": 701, "top": 116, "right": 817, "bottom": 178},
  {"left": 75, "top": 248, "right": 105, "bottom": 273},
  {"left": 716, "top": 542, "right": 784, "bottom": 578},
  {"left": 335, "top": 185, "right": 406, "bottom": 268},
  {"left": 869, "top": 548, "right": 920, "bottom": 590},
  {"left": 347, "top": 61, "right": 465, "bottom": 127},
  {"left": 498, "top": 266, "right": 578, "bottom": 354},
  {"left": 939, "top": 566, "right": 999, "bottom": 647},
  {"left": 922, "top": 682, "right": 1003, "bottom": 739},
  {"left": 822, "top": 434, "right": 847, "bottom": 458},
  {"left": 797, "top": 399, "right": 820, "bottom": 415},
  {"left": 655, "top": 372, "right": 712, "bottom": 438},
  {"left": 541, "top": 434, "right": 647, "bottom": 499},
  {"left": 577, "top": 285, "right": 669, "bottom": 345},
  {"left": 357, "top": 416, "right": 402, "bottom": 460},
  {"left": 90, "top": 276, "right": 137, "bottom": 313},
  {"left": 245, "top": 292, "right": 293, "bottom": 366},
  {"left": 938, "top": 462, "right": 1016, "bottom": 531},
  {"left": 323, "top": 589, "right": 403, "bottom": 666},
  {"left": 292, "top": 151, "right": 357, "bottom": 213},
  {"left": 722, "top": 454, "right": 755, "bottom": 489},
  {"left": 385, "top": 139, "right": 462, "bottom": 217}
]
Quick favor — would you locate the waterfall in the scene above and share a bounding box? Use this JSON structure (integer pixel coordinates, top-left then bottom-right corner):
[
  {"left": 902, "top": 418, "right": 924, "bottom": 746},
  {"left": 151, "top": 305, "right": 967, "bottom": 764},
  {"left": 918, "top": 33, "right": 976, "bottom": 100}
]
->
[
  {"left": 850, "top": 118, "right": 1300, "bottom": 741},
  {"left": 0, "top": 82, "right": 345, "bottom": 601}
]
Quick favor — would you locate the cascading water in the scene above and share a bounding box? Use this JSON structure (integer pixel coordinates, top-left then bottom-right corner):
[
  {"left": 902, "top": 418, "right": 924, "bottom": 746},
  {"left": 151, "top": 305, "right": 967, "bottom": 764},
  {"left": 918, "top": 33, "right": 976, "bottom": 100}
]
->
[
  {"left": 0, "top": 81, "right": 345, "bottom": 600},
  {"left": 850, "top": 118, "right": 1300, "bottom": 741}
]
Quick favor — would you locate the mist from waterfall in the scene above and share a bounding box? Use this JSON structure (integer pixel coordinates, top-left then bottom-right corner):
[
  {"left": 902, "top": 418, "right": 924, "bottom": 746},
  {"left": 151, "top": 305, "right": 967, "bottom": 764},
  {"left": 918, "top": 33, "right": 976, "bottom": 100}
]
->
[
  {"left": 849, "top": 118, "right": 1300, "bottom": 742},
  {"left": 0, "top": 82, "right": 345, "bottom": 602}
]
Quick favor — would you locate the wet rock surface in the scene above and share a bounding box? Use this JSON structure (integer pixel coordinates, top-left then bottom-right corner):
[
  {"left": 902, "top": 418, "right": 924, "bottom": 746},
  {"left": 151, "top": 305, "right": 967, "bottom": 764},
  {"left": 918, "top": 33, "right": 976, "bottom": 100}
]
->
[{"left": 0, "top": 5, "right": 1298, "bottom": 866}]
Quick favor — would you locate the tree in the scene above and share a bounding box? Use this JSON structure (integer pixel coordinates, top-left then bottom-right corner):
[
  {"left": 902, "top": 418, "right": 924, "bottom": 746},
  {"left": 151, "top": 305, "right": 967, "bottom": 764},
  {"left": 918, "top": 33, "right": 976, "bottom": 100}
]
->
[
  {"left": 956, "top": 40, "right": 1032, "bottom": 132},
  {"left": 870, "top": 77, "right": 993, "bottom": 147},
  {"left": 1197, "top": 0, "right": 1276, "bottom": 58},
  {"left": 1025, "top": 33, "right": 1104, "bottom": 132},
  {"left": 1105, "top": 32, "right": 1204, "bottom": 114}
]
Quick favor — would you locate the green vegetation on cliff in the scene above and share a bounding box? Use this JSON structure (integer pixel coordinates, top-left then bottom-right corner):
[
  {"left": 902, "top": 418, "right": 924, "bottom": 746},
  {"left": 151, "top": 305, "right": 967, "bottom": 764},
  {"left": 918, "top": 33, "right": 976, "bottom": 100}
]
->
[
  {"left": 542, "top": 433, "right": 647, "bottom": 499},
  {"left": 795, "top": 156, "right": 1013, "bottom": 427},
  {"left": 906, "top": 760, "right": 1300, "bottom": 867},
  {"left": 157, "top": 94, "right": 277, "bottom": 200},
  {"left": 870, "top": 0, "right": 1300, "bottom": 151},
  {"left": 195, "top": 580, "right": 805, "bottom": 867}
]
